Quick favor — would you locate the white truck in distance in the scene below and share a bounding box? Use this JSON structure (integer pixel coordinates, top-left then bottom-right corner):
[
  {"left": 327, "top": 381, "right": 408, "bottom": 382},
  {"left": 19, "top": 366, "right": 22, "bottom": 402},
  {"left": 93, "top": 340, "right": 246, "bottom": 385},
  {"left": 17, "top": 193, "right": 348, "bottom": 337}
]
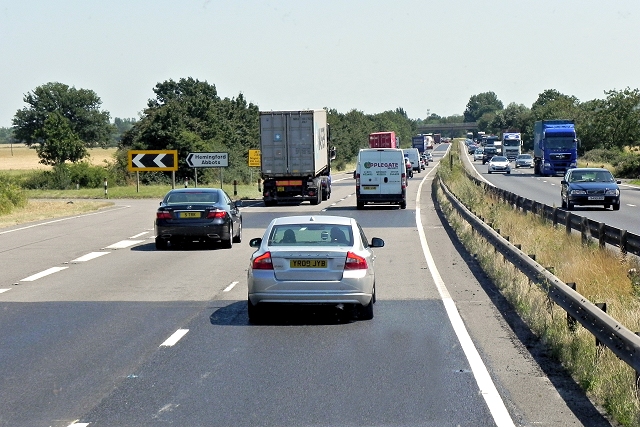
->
[{"left": 502, "top": 132, "right": 523, "bottom": 160}]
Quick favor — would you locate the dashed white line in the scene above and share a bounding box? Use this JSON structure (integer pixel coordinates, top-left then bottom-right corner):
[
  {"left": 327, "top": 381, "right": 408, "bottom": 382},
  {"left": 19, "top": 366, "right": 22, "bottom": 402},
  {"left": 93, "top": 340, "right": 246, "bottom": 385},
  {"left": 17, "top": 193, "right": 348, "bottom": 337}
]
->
[
  {"left": 70, "top": 252, "right": 110, "bottom": 263},
  {"left": 223, "top": 281, "right": 239, "bottom": 292},
  {"left": 129, "top": 231, "right": 149, "bottom": 239},
  {"left": 160, "top": 329, "right": 189, "bottom": 347},
  {"left": 0, "top": 289, "right": 10, "bottom": 294},
  {"left": 20, "top": 267, "right": 68, "bottom": 282},
  {"left": 104, "top": 240, "right": 144, "bottom": 249},
  {"left": 67, "top": 423, "right": 89, "bottom": 427}
]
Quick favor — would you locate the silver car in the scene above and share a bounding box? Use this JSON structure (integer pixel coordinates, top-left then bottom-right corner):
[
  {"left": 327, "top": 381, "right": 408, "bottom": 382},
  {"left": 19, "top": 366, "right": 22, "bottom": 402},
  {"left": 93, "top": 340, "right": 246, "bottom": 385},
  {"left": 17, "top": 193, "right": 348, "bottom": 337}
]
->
[
  {"left": 515, "top": 154, "right": 533, "bottom": 168},
  {"left": 247, "top": 215, "right": 384, "bottom": 322}
]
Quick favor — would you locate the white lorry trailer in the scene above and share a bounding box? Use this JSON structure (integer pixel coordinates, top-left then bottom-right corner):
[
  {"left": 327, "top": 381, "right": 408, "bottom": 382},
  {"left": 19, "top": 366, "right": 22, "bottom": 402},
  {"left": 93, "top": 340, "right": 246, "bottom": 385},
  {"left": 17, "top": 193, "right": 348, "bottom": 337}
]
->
[{"left": 259, "top": 110, "right": 334, "bottom": 206}]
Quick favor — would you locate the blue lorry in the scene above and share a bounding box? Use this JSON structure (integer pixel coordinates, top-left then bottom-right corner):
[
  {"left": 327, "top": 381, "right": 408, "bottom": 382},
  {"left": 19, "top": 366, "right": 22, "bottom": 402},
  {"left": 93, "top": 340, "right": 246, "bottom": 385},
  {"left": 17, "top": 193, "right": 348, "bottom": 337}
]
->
[{"left": 533, "top": 120, "right": 578, "bottom": 176}]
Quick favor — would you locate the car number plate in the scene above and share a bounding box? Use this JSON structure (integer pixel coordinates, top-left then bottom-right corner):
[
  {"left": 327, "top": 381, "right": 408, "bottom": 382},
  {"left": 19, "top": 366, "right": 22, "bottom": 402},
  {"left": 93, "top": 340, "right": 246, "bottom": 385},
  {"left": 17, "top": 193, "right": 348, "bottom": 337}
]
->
[
  {"left": 363, "top": 185, "right": 377, "bottom": 190},
  {"left": 588, "top": 196, "right": 605, "bottom": 201},
  {"left": 277, "top": 186, "right": 285, "bottom": 192},
  {"left": 290, "top": 259, "right": 327, "bottom": 268},
  {"left": 179, "top": 212, "right": 201, "bottom": 218}
]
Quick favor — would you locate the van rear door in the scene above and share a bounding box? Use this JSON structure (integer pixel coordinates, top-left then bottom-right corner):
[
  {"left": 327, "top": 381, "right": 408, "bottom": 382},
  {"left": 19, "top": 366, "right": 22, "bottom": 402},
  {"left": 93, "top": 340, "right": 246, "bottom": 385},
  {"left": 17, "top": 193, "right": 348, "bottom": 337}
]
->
[{"left": 358, "top": 150, "right": 402, "bottom": 196}]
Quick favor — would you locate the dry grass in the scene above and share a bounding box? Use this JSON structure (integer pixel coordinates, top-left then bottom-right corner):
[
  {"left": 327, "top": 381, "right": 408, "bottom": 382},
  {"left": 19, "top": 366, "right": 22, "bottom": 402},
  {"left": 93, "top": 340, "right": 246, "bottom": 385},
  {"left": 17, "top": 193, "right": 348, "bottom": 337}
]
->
[
  {"left": 0, "top": 144, "right": 117, "bottom": 171},
  {"left": 0, "top": 200, "right": 114, "bottom": 229},
  {"left": 438, "top": 145, "right": 640, "bottom": 426}
]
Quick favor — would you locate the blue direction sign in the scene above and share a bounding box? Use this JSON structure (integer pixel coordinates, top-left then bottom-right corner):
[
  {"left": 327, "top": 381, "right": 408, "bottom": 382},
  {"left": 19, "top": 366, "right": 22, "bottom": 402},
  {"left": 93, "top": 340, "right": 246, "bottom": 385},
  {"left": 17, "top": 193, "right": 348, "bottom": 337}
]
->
[{"left": 127, "top": 150, "right": 178, "bottom": 172}]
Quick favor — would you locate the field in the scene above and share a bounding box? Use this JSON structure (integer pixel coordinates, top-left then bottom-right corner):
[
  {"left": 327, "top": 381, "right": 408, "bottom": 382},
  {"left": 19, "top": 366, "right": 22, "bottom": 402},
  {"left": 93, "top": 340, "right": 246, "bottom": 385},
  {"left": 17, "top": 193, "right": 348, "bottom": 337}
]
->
[{"left": 0, "top": 144, "right": 117, "bottom": 170}]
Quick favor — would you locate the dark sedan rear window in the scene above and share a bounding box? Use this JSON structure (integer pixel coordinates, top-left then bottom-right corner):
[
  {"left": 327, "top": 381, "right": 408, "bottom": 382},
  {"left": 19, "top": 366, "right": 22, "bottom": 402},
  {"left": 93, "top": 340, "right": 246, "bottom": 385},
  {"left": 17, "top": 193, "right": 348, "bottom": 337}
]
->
[
  {"left": 166, "top": 192, "right": 219, "bottom": 204},
  {"left": 268, "top": 224, "right": 354, "bottom": 246}
]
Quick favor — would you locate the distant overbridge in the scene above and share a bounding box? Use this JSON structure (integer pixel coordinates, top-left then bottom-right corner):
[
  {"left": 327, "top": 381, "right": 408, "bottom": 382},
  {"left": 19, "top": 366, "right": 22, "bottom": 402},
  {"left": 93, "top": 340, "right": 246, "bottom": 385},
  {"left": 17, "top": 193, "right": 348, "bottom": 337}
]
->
[{"left": 416, "top": 122, "right": 478, "bottom": 133}]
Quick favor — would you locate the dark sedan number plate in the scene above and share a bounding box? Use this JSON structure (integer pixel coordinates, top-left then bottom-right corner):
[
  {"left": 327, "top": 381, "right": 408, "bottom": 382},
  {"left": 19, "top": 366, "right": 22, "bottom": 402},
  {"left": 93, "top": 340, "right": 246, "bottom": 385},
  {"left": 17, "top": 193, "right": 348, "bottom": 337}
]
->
[
  {"left": 179, "top": 212, "right": 201, "bottom": 218},
  {"left": 588, "top": 196, "right": 605, "bottom": 201},
  {"left": 290, "top": 259, "right": 327, "bottom": 268}
]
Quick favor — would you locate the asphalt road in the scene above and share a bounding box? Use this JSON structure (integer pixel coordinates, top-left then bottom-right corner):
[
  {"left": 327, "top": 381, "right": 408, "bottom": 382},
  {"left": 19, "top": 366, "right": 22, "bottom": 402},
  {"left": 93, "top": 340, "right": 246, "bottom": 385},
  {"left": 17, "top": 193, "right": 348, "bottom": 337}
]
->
[{"left": 0, "top": 145, "right": 613, "bottom": 427}]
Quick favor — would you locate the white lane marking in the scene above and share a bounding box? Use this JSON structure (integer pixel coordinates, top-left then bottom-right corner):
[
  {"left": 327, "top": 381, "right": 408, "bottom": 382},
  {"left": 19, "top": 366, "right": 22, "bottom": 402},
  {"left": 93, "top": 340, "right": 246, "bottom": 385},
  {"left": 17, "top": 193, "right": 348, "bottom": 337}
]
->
[
  {"left": 415, "top": 170, "right": 515, "bottom": 427},
  {"left": 0, "top": 289, "right": 10, "bottom": 294},
  {"left": 67, "top": 423, "right": 90, "bottom": 427},
  {"left": 627, "top": 204, "right": 637, "bottom": 207},
  {"left": 20, "top": 267, "right": 68, "bottom": 282},
  {"left": 223, "top": 281, "right": 239, "bottom": 292},
  {"left": 70, "top": 252, "right": 110, "bottom": 263},
  {"left": 160, "top": 329, "right": 189, "bottom": 347},
  {"left": 0, "top": 205, "right": 130, "bottom": 235},
  {"left": 104, "top": 240, "right": 144, "bottom": 249},
  {"left": 129, "top": 231, "right": 149, "bottom": 239}
]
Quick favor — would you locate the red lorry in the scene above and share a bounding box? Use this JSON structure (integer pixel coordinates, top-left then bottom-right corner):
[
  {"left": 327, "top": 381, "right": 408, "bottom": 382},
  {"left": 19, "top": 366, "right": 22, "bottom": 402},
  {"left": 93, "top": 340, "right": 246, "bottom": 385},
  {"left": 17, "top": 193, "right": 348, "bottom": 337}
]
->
[{"left": 369, "top": 131, "right": 397, "bottom": 148}]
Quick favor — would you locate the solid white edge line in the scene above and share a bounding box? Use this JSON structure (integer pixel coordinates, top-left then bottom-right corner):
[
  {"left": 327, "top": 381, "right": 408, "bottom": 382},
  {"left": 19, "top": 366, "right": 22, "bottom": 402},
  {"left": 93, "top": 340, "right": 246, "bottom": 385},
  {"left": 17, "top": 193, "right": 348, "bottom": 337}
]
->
[
  {"left": 0, "top": 205, "right": 130, "bottom": 235},
  {"left": 160, "top": 329, "right": 189, "bottom": 347},
  {"left": 20, "top": 266, "right": 68, "bottom": 282},
  {"left": 415, "top": 161, "right": 515, "bottom": 427},
  {"left": 223, "top": 281, "right": 239, "bottom": 292}
]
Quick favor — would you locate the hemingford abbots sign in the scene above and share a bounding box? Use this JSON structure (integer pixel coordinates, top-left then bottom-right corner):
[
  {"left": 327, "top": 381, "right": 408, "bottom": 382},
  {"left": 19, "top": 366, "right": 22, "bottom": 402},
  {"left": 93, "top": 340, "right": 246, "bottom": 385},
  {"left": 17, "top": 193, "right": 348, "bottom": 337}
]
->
[{"left": 186, "top": 152, "right": 229, "bottom": 168}]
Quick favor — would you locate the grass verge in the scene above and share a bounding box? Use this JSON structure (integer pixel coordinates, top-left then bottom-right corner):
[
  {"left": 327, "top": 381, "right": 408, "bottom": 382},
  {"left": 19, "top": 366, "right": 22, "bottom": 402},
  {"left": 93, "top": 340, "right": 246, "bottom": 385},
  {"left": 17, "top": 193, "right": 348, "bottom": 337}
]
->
[{"left": 437, "top": 143, "right": 640, "bottom": 426}]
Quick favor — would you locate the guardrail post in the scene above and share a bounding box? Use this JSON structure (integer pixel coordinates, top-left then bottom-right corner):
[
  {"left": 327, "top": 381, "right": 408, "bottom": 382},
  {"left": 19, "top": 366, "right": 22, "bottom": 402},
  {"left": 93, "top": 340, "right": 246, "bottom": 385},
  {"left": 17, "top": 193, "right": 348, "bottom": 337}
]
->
[
  {"left": 621, "top": 230, "right": 628, "bottom": 255},
  {"left": 258, "top": 178, "right": 262, "bottom": 193},
  {"left": 581, "top": 217, "right": 589, "bottom": 245},
  {"left": 598, "top": 223, "right": 606, "bottom": 248},
  {"left": 552, "top": 207, "right": 558, "bottom": 227},
  {"left": 595, "top": 303, "right": 607, "bottom": 348},
  {"left": 233, "top": 179, "right": 237, "bottom": 196},
  {"left": 566, "top": 283, "right": 578, "bottom": 332}
]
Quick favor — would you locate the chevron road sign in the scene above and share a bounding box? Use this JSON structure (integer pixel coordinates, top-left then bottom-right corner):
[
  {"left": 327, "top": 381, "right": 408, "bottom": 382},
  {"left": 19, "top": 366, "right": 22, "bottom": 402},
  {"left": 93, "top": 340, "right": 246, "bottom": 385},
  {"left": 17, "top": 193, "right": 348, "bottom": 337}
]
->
[{"left": 127, "top": 150, "right": 178, "bottom": 172}]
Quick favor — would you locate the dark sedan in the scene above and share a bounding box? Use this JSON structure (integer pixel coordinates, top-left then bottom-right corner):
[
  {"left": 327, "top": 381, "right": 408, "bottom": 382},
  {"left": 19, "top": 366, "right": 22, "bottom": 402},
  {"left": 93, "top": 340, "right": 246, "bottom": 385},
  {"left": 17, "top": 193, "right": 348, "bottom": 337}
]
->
[
  {"left": 155, "top": 188, "right": 242, "bottom": 249},
  {"left": 560, "top": 168, "right": 621, "bottom": 211}
]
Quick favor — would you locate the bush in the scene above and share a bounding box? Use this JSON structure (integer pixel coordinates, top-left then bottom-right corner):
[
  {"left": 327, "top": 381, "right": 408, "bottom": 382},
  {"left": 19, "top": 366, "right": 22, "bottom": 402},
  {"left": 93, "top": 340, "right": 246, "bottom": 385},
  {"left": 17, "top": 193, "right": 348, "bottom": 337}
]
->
[
  {"left": 21, "top": 162, "right": 123, "bottom": 190},
  {"left": 0, "top": 174, "right": 27, "bottom": 215}
]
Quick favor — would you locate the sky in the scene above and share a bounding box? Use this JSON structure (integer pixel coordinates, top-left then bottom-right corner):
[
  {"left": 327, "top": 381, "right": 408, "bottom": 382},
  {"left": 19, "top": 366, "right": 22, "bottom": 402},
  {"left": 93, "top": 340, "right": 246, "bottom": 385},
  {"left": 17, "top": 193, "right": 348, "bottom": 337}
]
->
[{"left": 1, "top": 0, "right": 640, "bottom": 128}]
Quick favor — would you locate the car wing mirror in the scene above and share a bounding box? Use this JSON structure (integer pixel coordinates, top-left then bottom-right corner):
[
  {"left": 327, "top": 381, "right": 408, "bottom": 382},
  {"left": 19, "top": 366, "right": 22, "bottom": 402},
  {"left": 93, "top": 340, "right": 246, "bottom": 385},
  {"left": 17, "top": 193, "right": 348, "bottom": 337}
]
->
[
  {"left": 561, "top": 180, "right": 567, "bottom": 184},
  {"left": 370, "top": 237, "right": 385, "bottom": 248},
  {"left": 616, "top": 180, "right": 622, "bottom": 184},
  {"left": 249, "top": 238, "right": 262, "bottom": 248}
]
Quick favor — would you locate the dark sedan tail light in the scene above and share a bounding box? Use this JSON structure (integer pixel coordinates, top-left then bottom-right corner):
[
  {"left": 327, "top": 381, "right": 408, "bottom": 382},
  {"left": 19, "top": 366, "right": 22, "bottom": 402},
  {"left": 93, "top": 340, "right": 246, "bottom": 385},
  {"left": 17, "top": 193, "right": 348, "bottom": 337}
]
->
[
  {"left": 252, "top": 252, "right": 273, "bottom": 270},
  {"left": 344, "top": 252, "right": 368, "bottom": 270},
  {"left": 207, "top": 210, "right": 228, "bottom": 219},
  {"left": 156, "top": 211, "right": 172, "bottom": 219}
]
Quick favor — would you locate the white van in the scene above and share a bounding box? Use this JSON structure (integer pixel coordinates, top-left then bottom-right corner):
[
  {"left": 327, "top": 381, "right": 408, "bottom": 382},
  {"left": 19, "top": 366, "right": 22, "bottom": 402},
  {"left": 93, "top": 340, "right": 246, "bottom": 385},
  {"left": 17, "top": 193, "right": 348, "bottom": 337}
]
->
[
  {"left": 402, "top": 148, "right": 421, "bottom": 173},
  {"left": 355, "top": 148, "right": 407, "bottom": 209}
]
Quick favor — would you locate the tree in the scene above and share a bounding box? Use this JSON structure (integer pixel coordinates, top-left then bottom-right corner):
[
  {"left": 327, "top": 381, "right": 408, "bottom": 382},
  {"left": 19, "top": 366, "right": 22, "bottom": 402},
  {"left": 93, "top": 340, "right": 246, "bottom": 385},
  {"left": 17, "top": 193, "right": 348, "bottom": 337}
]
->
[
  {"left": 530, "top": 89, "right": 579, "bottom": 121},
  {"left": 463, "top": 92, "right": 504, "bottom": 123},
  {"left": 34, "top": 112, "right": 87, "bottom": 165},
  {"left": 12, "top": 82, "right": 113, "bottom": 165},
  {"left": 121, "top": 77, "right": 259, "bottom": 183}
]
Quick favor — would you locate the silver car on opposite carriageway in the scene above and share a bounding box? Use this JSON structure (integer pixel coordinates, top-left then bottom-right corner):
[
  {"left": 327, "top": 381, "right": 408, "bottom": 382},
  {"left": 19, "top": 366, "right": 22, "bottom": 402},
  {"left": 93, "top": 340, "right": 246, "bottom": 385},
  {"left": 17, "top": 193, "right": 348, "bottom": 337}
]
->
[{"left": 247, "top": 215, "right": 385, "bottom": 323}]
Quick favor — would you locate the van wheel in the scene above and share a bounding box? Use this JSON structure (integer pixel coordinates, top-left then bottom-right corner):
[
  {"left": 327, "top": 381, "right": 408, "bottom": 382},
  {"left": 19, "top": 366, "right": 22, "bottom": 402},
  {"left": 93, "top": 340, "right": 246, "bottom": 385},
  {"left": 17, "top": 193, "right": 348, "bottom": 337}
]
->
[
  {"left": 357, "top": 201, "right": 364, "bottom": 210},
  {"left": 400, "top": 201, "right": 406, "bottom": 209}
]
